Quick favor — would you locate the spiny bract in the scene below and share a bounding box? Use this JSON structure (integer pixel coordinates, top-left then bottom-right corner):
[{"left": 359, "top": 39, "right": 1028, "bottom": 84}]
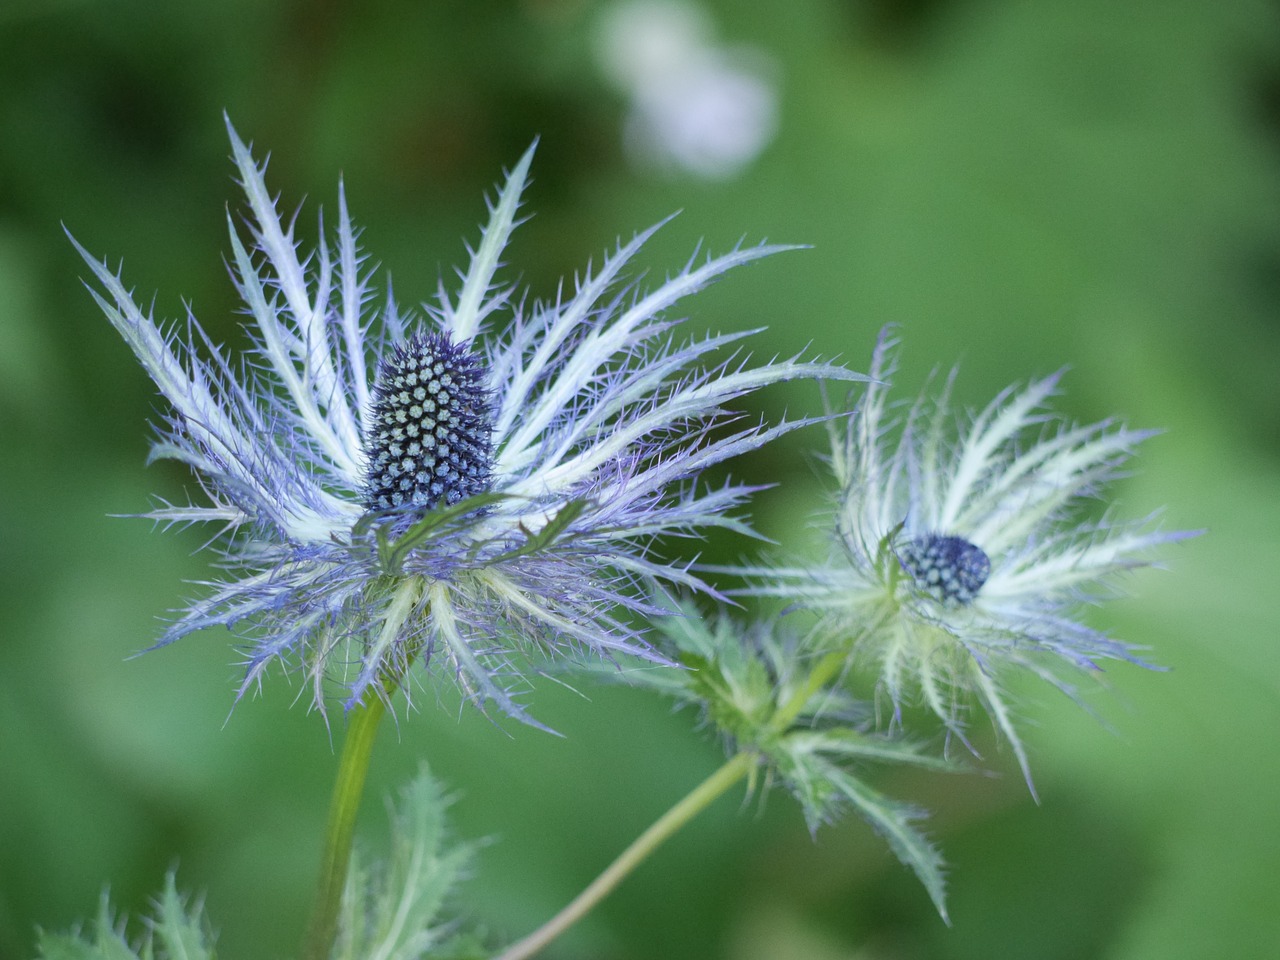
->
[
  {"left": 750, "top": 329, "right": 1192, "bottom": 789},
  {"left": 75, "top": 117, "right": 862, "bottom": 723}
]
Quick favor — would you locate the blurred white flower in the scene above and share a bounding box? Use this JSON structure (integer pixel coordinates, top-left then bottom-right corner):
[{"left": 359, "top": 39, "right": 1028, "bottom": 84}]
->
[{"left": 596, "top": 0, "right": 779, "bottom": 180}]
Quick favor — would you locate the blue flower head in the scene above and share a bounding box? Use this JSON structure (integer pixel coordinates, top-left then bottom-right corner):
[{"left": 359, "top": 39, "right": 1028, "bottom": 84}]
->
[
  {"left": 76, "top": 119, "right": 860, "bottom": 724},
  {"left": 756, "top": 329, "right": 1193, "bottom": 788}
]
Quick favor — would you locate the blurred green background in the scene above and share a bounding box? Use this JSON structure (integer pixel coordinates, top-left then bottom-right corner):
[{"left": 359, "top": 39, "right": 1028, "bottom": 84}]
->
[{"left": 2, "top": 0, "right": 1277, "bottom": 958}]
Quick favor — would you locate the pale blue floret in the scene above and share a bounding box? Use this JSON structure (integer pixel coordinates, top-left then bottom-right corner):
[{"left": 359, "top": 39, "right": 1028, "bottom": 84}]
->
[{"left": 74, "top": 117, "right": 864, "bottom": 723}]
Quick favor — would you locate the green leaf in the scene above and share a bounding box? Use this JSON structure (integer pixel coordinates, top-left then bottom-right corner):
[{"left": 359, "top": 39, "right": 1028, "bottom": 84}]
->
[
  {"left": 334, "top": 765, "right": 477, "bottom": 960},
  {"left": 34, "top": 877, "right": 215, "bottom": 960},
  {"left": 828, "top": 763, "right": 948, "bottom": 921},
  {"left": 780, "top": 741, "right": 949, "bottom": 921},
  {"left": 351, "top": 491, "right": 513, "bottom": 573},
  {"left": 488, "top": 497, "right": 591, "bottom": 563},
  {"left": 351, "top": 492, "right": 591, "bottom": 575},
  {"left": 149, "top": 874, "right": 209, "bottom": 960},
  {"left": 787, "top": 728, "right": 957, "bottom": 773},
  {"left": 34, "top": 933, "right": 111, "bottom": 960}
]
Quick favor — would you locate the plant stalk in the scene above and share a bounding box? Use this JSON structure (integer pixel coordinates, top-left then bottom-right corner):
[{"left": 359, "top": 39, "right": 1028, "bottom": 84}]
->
[
  {"left": 771, "top": 648, "right": 847, "bottom": 732},
  {"left": 300, "top": 576, "right": 423, "bottom": 960},
  {"left": 494, "top": 750, "right": 755, "bottom": 960},
  {"left": 300, "top": 690, "right": 387, "bottom": 960}
]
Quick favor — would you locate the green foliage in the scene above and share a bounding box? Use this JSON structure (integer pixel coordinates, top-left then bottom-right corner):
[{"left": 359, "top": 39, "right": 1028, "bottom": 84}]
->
[
  {"left": 353, "top": 491, "right": 512, "bottom": 574},
  {"left": 657, "top": 610, "right": 790, "bottom": 742},
  {"left": 634, "top": 603, "right": 958, "bottom": 917},
  {"left": 35, "top": 769, "right": 480, "bottom": 960},
  {"left": 489, "top": 497, "right": 592, "bottom": 565},
  {"left": 778, "top": 731, "right": 950, "bottom": 919},
  {"left": 35, "top": 875, "right": 215, "bottom": 960},
  {"left": 352, "top": 492, "right": 594, "bottom": 575},
  {"left": 333, "top": 767, "right": 481, "bottom": 960}
]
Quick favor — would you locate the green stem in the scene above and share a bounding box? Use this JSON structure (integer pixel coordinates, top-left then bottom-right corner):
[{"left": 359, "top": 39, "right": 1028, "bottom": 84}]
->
[
  {"left": 300, "top": 577, "right": 423, "bottom": 960},
  {"left": 301, "top": 691, "right": 387, "bottom": 960},
  {"left": 771, "top": 649, "right": 847, "bottom": 732},
  {"left": 493, "top": 624, "right": 872, "bottom": 960},
  {"left": 773, "top": 606, "right": 898, "bottom": 733},
  {"left": 493, "top": 751, "right": 756, "bottom": 960}
]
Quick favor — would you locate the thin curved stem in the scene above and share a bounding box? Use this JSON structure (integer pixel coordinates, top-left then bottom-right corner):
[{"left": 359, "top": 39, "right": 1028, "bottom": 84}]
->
[{"left": 494, "top": 751, "right": 755, "bottom": 960}]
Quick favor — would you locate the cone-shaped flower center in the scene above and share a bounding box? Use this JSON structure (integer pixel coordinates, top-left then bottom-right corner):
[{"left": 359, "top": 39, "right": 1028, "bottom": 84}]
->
[
  {"left": 898, "top": 533, "right": 991, "bottom": 607},
  {"left": 364, "top": 332, "right": 494, "bottom": 512}
]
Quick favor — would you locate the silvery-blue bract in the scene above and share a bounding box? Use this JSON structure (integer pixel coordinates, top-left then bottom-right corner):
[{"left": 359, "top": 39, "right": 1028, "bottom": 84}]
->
[
  {"left": 75, "top": 119, "right": 861, "bottom": 723},
  {"left": 756, "top": 329, "right": 1190, "bottom": 788}
]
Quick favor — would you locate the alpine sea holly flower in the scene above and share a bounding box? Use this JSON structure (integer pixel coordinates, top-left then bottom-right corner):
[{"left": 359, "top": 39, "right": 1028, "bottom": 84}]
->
[
  {"left": 754, "top": 329, "right": 1190, "bottom": 788},
  {"left": 74, "top": 119, "right": 860, "bottom": 723}
]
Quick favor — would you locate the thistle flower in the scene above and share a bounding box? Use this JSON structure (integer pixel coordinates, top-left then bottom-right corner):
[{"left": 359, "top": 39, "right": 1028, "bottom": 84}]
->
[
  {"left": 755, "top": 329, "right": 1189, "bottom": 787},
  {"left": 75, "top": 119, "right": 859, "bottom": 723}
]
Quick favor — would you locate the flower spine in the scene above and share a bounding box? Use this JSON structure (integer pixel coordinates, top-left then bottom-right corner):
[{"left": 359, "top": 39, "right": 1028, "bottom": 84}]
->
[
  {"left": 73, "top": 117, "right": 863, "bottom": 723},
  {"left": 746, "top": 328, "right": 1193, "bottom": 789}
]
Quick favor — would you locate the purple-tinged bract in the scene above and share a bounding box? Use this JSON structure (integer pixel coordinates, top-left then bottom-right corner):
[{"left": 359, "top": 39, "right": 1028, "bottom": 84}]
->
[{"left": 74, "top": 118, "right": 862, "bottom": 723}]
